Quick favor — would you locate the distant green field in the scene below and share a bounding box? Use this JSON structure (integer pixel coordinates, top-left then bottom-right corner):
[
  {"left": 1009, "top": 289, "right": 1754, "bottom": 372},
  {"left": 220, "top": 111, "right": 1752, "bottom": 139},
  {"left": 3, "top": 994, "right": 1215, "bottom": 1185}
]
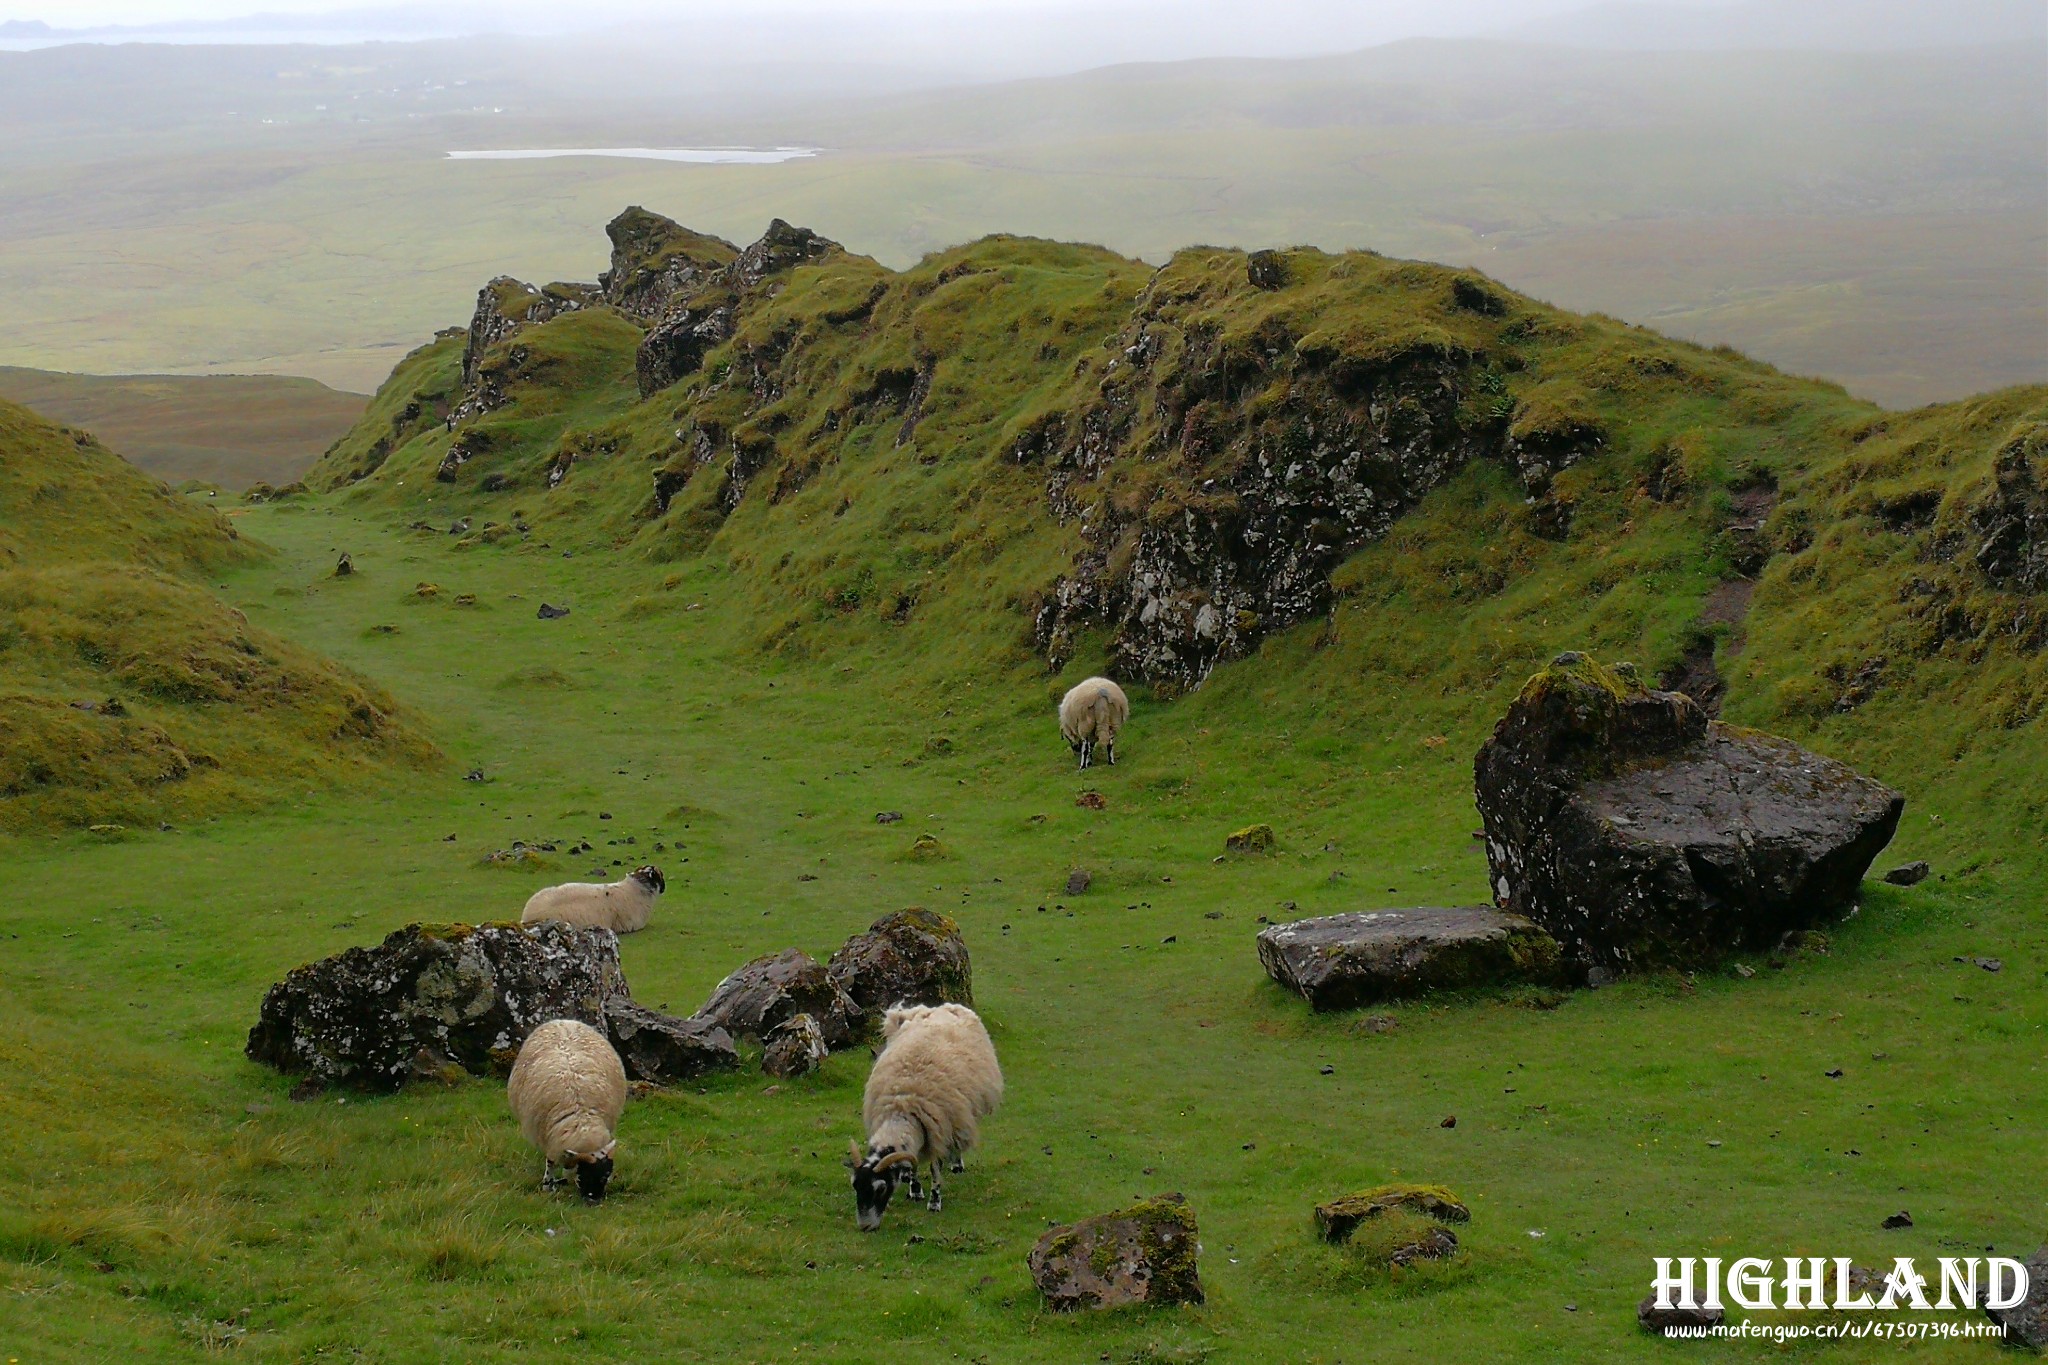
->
[
  {"left": 0, "top": 368, "right": 366, "bottom": 488},
  {"left": 0, "top": 38, "right": 2039, "bottom": 406}
]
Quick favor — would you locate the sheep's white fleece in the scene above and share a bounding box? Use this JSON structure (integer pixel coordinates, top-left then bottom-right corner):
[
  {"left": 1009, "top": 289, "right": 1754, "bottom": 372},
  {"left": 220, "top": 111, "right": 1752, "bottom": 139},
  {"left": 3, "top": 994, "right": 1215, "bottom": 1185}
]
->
[
  {"left": 521, "top": 871, "right": 658, "bottom": 933},
  {"left": 862, "top": 1003, "right": 1003, "bottom": 1163},
  {"left": 507, "top": 1018, "right": 627, "bottom": 1164},
  {"left": 1058, "top": 677, "right": 1128, "bottom": 751}
]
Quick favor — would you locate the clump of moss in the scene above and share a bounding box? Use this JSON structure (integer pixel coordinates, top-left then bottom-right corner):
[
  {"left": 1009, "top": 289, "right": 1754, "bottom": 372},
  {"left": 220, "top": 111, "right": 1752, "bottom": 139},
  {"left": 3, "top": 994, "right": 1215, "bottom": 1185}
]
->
[{"left": 1225, "top": 823, "right": 1275, "bottom": 854}]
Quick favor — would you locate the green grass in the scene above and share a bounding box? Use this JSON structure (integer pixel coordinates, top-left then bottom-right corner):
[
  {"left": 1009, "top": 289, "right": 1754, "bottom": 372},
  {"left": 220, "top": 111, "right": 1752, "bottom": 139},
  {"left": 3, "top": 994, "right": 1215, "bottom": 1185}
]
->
[
  {"left": 0, "top": 367, "right": 366, "bottom": 490},
  {"left": 1, "top": 218, "right": 2045, "bottom": 1359}
]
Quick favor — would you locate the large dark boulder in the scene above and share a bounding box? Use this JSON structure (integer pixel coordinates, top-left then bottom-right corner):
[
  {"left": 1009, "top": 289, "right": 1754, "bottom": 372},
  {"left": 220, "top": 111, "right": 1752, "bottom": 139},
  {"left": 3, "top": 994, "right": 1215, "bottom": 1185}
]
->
[
  {"left": 695, "top": 948, "right": 858, "bottom": 1048},
  {"left": 245, "top": 921, "right": 624, "bottom": 1091},
  {"left": 1475, "top": 654, "right": 1903, "bottom": 973},
  {"left": 826, "top": 908, "right": 973, "bottom": 1035},
  {"left": 1258, "top": 907, "right": 1562, "bottom": 1010},
  {"left": 1029, "top": 1194, "right": 1205, "bottom": 1311},
  {"left": 1987, "top": 1245, "right": 2048, "bottom": 1351},
  {"left": 602, "top": 998, "right": 738, "bottom": 1083}
]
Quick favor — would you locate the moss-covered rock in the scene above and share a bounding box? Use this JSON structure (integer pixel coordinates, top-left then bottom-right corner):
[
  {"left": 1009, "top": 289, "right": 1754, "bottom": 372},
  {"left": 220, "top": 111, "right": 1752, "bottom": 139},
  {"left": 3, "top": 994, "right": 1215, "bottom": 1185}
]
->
[
  {"left": 1314, "top": 1184, "right": 1471, "bottom": 1243},
  {"left": 1261, "top": 907, "right": 1562, "bottom": 1010},
  {"left": 826, "top": 908, "right": 973, "bottom": 1038},
  {"left": 1029, "top": 1193, "right": 1204, "bottom": 1311},
  {"left": 1226, "top": 823, "right": 1275, "bottom": 854}
]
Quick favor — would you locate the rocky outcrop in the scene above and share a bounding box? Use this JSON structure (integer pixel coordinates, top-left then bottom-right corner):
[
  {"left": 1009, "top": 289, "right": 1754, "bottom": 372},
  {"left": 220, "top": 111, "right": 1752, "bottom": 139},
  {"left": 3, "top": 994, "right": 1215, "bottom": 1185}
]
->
[
  {"left": 1029, "top": 1194, "right": 1204, "bottom": 1311},
  {"left": 599, "top": 206, "right": 737, "bottom": 321},
  {"left": 761, "top": 1013, "right": 829, "bottom": 1078},
  {"left": 725, "top": 218, "right": 838, "bottom": 290},
  {"left": 637, "top": 305, "right": 733, "bottom": 397},
  {"left": 244, "top": 921, "right": 624, "bottom": 1092},
  {"left": 458, "top": 278, "right": 596, "bottom": 415},
  {"left": 1969, "top": 426, "right": 2047, "bottom": 594},
  {"left": 1028, "top": 264, "right": 1507, "bottom": 693},
  {"left": 631, "top": 219, "right": 840, "bottom": 396},
  {"left": 602, "top": 998, "right": 739, "bottom": 1083},
  {"left": 1475, "top": 654, "right": 1904, "bottom": 974},
  {"left": 825, "top": 908, "right": 973, "bottom": 1034},
  {"left": 1260, "top": 907, "right": 1564, "bottom": 1010},
  {"left": 695, "top": 947, "right": 858, "bottom": 1048}
]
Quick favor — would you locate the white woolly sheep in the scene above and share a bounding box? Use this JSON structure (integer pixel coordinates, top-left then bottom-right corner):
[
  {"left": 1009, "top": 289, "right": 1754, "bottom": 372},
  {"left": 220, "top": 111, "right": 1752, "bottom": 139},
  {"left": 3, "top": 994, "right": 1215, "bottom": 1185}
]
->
[
  {"left": 520, "top": 864, "right": 664, "bottom": 933},
  {"left": 1058, "top": 676, "right": 1129, "bottom": 771},
  {"left": 507, "top": 1018, "right": 628, "bottom": 1202},
  {"left": 846, "top": 1002, "right": 1003, "bottom": 1230}
]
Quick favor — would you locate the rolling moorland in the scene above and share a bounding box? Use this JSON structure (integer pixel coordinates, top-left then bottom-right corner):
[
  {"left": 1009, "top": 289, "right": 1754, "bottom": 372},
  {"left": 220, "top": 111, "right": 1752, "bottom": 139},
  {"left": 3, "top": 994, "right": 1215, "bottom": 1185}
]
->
[
  {"left": 0, "top": 368, "right": 365, "bottom": 488},
  {"left": 0, "top": 208, "right": 2044, "bottom": 1362},
  {"left": 0, "top": 34, "right": 2040, "bottom": 406}
]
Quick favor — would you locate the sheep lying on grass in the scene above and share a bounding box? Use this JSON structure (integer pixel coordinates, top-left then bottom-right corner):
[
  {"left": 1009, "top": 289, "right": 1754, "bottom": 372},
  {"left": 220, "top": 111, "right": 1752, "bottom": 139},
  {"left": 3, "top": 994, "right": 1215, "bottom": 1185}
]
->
[
  {"left": 1058, "top": 677, "right": 1128, "bottom": 771},
  {"left": 848, "top": 1003, "right": 1003, "bottom": 1230},
  {"left": 507, "top": 1018, "right": 627, "bottom": 1202},
  {"left": 520, "top": 865, "right": 664, "bottom": 933}
]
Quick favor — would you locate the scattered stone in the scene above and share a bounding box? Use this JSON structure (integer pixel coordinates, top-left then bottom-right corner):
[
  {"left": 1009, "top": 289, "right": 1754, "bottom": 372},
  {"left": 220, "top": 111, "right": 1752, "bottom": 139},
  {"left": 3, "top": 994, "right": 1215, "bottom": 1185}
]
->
[
  {"left": 454, "top": 593, "right": 477, "bottom": 607},
  {"left": 245, "top": 921, "right": 625, "bottom": 1091},
  {"left": 875, "top": 811, "right": 903, "bottom": 824},
  {"left": 1883, "top": 861, "right": 1931, "bottom": 887},
  {"left": 695, "top": 947, "right": 857, "bottom": 1048},
  {"left": 1226, "top": 823, "right": 1275, "bottom": 855},
  {"left": 825, "top": 908, "right": 973, "bottom": 1035},
  {"left": 1245, "top": 249, "right": 1288, "bottom": 291},
  {"left": 761, "top": 1013, "right": 829, "bottom": 1078},
  {"left": 334, "top": 553, "right": 353, "bottom": 577},
  {"left": 414, "top": 582, "right": 439, "bottom": 599},
  {"left": 1882, "top": 1211, "right": 1913, "bottom": 1230},
  {"left": 484, "top": 846, "right": 546, "bottom": 868},
  {"left": 1028, "top": 1194, "right": 1204, "bottom": 1311},
  {"left": 1975, "top": 957, "right": 2004, "bottom": 973},
  {"left": 1985, "top": 1245, "right": 2048, "bottom": 1350},
  {"left": 1065, "top": 868, "right": 1092, "bottom": 896},
  {"left": 602, "top": 998, "right": 738, "bottom": 1083},
  {"left": 1733, "top": 962, "right": 1756, "bottom": 978},
  {"left": 537, "top": 603, "right": 571, "bottom": 620},
  {"left": 1440, "top": 1115, "right": 1456, "bottom": 1128},
  {"left": 1475, "top": 654, "right": 1903, "bottom": 972},
  {"left": 906, "top": 832, "right": 945, "bottom": 860},
  {"left": 464, "top": 769, "right": 485, "bottom": 782},
  {"left": 449, "top": 518, "right": 470, "bottom": 536},
  {"left": 1258, "top": 907, "right": 1564, "bottom": 1011},
  {"left": 1314, "top": 1185, "right": 1471, "bottom": 1244},
  {"left": 1076, "top": 791, "right": 1106, "bottom": 810},
  {"left": 1639, "top": 1295, "right": 1725, "bottom": 1332}
]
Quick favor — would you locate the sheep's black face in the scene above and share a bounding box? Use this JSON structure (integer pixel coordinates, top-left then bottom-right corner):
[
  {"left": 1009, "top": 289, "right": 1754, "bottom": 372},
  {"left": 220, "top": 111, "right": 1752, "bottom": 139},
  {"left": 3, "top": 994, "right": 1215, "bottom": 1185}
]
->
[
  {"left": 632, "top": 866, "right": 666, "bottom": 895},
  {"left": 576, "top": 1155, "right": 614, "bottom": 1203},
  {"left": 851, "top": 1161, "right": 903, "bottom": 1232}
]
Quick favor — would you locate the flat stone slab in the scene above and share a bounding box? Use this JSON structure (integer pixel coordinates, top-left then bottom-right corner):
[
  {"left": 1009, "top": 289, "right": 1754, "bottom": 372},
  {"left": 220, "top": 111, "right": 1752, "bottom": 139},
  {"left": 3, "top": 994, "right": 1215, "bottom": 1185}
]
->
[{"left": 1257, "top": 907, "right": 1562, "bottom": 1010}]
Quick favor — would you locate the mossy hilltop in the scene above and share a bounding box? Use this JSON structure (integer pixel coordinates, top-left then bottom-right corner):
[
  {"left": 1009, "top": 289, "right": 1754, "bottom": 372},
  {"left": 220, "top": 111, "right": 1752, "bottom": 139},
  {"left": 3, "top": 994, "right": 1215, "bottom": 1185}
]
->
[
  {"left": 0, "top": 398, "right": 434, "bottom": 832},
  {"left": 315, "top": 208, "right": 2044, "bottom": 842}
]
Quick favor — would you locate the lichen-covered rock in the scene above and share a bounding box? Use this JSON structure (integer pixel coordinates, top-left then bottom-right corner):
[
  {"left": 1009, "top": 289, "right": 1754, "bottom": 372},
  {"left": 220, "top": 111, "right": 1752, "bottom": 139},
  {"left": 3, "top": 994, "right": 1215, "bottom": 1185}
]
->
[
  {"left": 602, "top": 998, "right": 739, "bottom": 1083},
  {"left": 1259, "top": 908, "right": 1562, "bottom": 1011},
  {"left": 1226, "top": 823, "right": 1274, "bottom": 854},
  {"left": 244, "top": 921, "right": 624, "bottom": 1091},
  {"left": 599, "top": 206, "right": 737, "bottom": 321},
  {"left": 1313, "top": 1185, "right": 1471, "bottom": 1244},
  {"left": 1475, "top": 654, "right": 1903, "bottom": 973},
  {"left": 1986, "top": 1245, "right": 2048, "bottom": 1350},
  {"left": 637, "top": 304, "right": 733, "bottom": 396},
  {"left": 695, "top": 947, "right": 857, "bottom": 1048},
  {"left": 761, "top": 1012, "right": 829, "bottom": 1078},
  {"left": 1029, "top": 1193, "right": 1204, "bottom": 1311},
  {"left": 456, "top": 277, "right": 597, "bottom": 416},
  {"left": 1968, "top": 426, "right": 2047, "bottom": 594},
  {"left": 825, "top": 908, "right": 973, "bottom": 1035}
]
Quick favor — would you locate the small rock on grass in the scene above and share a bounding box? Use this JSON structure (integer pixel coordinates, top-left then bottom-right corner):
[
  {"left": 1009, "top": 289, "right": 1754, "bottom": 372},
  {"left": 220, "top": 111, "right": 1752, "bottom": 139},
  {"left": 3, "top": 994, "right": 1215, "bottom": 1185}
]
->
[
  {"left": 1639, "top": 1295, "right": 1724, "bottom": 1332},
  {"left": 1883, "top": 861, "right": 1931, "bottom": 886}
]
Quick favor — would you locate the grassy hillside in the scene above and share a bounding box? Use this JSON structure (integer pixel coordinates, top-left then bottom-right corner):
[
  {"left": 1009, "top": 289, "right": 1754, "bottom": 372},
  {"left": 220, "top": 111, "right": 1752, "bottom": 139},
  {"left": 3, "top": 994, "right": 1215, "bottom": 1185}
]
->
[
  {"left": 0, "top": 38, "right": 2038, "bottom": 405},
  {"left": 0, "top": 367, "right": 367, "bottom": 489},
  {"left": 0, "top": 220, "right": 2042, "bottom": 1360},
  {"left": 0, "top": 398, "right": 434, "bottom": 832}
]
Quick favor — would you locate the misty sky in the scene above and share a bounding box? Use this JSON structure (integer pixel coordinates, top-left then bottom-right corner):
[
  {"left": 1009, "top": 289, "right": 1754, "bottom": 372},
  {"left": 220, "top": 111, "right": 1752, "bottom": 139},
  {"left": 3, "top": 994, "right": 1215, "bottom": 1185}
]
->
[{"left": 12, "top": 0, "right": 1731, "bottom": 33}]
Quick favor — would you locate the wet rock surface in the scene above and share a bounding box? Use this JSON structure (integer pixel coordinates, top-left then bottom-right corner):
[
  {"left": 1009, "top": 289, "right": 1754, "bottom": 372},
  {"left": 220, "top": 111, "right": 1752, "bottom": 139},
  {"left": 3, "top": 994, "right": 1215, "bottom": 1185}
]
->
[
  {"left": 1029, "top": 1193, "right": 1204, "bottom": 1311},
  {"left": 1475, "top": 654, "right": 1903, "bottom": 973},
  {"left": 761, "top": 1012, "right": 829, "bottom": 1078},
  {"left": 1259, "top": 908, "right": 1562, "bottom": 1010},
  {"left": 602, "top": 998, "right": 738, "bottom": 1083},
  {"left": 695, "top": 947, "right": 857, "bottom": 1048},
  {"left": 825, "top": 908, "right": 974, "bottom": 1033},
  {"left": 245, "top": 921, "right": 625, "bottom": 1091}
]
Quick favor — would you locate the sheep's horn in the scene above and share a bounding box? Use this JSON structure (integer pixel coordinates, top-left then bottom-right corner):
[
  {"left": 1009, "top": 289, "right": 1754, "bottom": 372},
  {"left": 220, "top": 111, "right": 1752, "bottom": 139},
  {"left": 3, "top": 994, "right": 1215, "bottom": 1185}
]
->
[
  {"left": 874, "top": 1151, "right": 917, "bottom": 1174},
  {"left": 594, "top": 1140, "right": 616, "bottom": 1160},
  {"left": 845, "top": 1140, "right": 863, "bottom": 1168}
]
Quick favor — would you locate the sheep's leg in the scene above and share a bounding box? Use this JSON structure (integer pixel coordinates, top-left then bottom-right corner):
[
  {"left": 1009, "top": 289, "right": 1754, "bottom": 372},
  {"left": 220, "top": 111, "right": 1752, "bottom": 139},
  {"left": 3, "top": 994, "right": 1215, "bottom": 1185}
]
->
[
  {"left": 905, "top": 1170, "right": 924, "bottom": 1200},
  {"left": 1078, "top": 739, "right": 1093, "bottom": 771},
  {"left": 1105, "top": 742, "right": 1116, "bottom": 767},
  {"left": 949, "top": 1153, "right": 965, "bottom": 1174},
  {"left": 925, "top": 1165, "right": 943, "bottom": 1213},
  {"left": 539, "top": 1158, "right": 562, "bottom": 1192}
]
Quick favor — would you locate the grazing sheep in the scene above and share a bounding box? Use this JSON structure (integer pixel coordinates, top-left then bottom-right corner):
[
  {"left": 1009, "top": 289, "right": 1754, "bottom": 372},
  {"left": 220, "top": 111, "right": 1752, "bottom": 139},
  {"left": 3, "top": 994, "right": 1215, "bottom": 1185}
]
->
[
  {"left": 1058, "top": 677, "right": 1129, "bottom": 771},
  {"left": 507, "top": 1018, "right": 627, "bottom": 1202},
  {"left": 847, "top": 1002, "right": 1003, "bottom": 1230},
  {"left": 520, "top": 865, "right": 664, "bottom": 933}
]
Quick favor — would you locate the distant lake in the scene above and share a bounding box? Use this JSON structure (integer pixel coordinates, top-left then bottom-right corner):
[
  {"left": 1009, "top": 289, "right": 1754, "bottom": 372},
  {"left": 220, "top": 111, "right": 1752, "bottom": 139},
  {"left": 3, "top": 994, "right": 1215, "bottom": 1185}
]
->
[{"left": 446, "top": 147, "right": 820, "bottom": 165}]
